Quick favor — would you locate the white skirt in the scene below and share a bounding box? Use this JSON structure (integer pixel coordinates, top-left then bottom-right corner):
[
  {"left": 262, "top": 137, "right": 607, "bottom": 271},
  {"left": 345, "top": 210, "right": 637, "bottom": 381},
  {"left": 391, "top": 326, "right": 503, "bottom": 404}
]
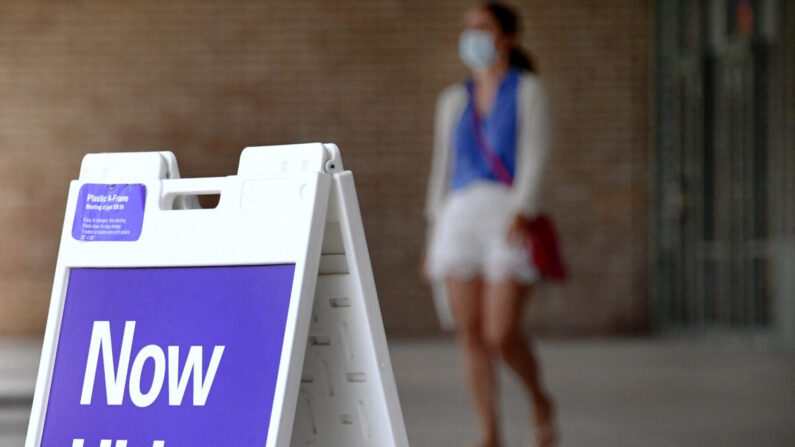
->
[{"left": 425, "top": 181, "right": 539, "bottom": 285}]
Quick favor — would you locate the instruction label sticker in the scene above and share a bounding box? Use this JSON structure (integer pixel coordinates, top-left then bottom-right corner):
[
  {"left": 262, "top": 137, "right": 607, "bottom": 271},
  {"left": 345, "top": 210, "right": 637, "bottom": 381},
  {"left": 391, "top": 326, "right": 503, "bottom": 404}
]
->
[{"left": 72, "top": 184, "right": 146, "bottom": 241}]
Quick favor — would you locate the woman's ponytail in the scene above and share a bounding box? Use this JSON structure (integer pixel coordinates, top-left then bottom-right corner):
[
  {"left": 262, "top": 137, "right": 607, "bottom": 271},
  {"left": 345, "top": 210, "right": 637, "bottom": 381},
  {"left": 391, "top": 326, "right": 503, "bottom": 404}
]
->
[
  {"left": 509, "top": 47, "right": 535, "bottom": 73},
  {"left": 483, "top": 2, "right": 537, "bottom": 73}
]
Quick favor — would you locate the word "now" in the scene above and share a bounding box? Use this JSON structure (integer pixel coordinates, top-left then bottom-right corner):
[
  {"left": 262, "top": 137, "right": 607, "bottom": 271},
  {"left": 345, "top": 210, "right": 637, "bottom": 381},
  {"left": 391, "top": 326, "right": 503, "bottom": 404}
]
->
[{"left": 81, "top": 321, "right": 225, "bottom": 408}]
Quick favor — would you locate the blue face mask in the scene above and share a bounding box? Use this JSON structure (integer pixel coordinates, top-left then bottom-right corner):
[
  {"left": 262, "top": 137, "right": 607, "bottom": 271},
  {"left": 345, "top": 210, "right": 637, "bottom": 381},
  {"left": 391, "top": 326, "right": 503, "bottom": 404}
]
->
[{"left": 458, "top": 29, "right": 498, "bottom": 72}]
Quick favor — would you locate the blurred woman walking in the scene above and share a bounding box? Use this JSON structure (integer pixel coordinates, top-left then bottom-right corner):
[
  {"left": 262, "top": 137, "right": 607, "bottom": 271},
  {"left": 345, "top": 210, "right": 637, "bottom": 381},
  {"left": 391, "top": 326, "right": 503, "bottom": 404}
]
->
[{"left": 423, "top": 3, "right": 557, "bottom": 446}]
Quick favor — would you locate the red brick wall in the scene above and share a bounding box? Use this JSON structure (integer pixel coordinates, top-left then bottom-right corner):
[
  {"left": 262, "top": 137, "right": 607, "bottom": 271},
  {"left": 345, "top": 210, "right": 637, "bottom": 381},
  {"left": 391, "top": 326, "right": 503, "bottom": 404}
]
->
[{"left": 0, "top": 0, "right": 650, "bottom": 336}]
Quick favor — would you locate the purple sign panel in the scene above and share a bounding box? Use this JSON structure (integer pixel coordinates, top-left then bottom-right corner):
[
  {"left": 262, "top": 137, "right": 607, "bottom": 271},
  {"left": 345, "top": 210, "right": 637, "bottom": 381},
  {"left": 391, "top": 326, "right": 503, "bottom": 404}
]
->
[
  {"left": 41, "top": 264, "right": 295, "bottom": 446},
  {"left": 72, "top": 183, "right": 147, "bottom": 242}
]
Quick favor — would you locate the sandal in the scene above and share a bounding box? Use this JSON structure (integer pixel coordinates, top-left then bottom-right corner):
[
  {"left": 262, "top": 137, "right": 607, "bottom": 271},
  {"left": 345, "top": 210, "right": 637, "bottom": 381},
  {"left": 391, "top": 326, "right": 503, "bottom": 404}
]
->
[
  {"left": 526, "top": 424, "right": 559, "bottom": 447},
  {"left": 468, "top": 438, "right": 500, "bottom": 447}
]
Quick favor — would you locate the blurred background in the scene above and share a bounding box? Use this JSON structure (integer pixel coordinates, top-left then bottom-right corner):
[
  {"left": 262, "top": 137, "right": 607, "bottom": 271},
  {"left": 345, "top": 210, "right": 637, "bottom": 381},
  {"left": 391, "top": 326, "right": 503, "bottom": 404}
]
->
[{"left": 0, "top": 0, "right": 793, "bottom": 446}]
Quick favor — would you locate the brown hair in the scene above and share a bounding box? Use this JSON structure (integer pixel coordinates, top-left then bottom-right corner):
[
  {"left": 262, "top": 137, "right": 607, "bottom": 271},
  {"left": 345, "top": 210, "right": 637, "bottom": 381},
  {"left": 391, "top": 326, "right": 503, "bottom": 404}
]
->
[{"left": 482, "top": 2, "right": 536, "bottom": 72}]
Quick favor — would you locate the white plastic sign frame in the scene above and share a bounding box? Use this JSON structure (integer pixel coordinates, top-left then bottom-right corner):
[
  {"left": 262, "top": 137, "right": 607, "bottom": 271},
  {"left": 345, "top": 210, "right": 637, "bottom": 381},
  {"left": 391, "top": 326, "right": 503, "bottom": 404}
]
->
[{"left": 25, "top": 143, "right": 409, "bottom": 447}]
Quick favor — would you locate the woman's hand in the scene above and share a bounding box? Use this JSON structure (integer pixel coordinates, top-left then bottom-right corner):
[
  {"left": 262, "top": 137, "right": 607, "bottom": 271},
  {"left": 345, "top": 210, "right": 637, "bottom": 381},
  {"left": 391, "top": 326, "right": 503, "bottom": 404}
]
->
[
  {"left": 507, "top": 213, "right": 533, "bottom": 246},
  {"left": 418, "top": 248, "right": 432, "bottom": 286}
]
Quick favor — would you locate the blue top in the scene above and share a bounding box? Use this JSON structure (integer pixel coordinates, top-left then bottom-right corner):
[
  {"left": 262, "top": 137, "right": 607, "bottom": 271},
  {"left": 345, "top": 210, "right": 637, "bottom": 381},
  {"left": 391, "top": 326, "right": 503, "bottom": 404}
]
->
[{"left": 450, "top": 68, "right": 520, "bottom": 190}]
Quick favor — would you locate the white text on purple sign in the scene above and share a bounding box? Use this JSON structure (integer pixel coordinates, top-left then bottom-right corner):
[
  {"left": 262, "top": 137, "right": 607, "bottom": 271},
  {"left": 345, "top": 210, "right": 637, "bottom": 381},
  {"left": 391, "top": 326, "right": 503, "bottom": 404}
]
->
[
  {"left": 72, "top": 440, "right": 164, "bottom": 447},
  {"left": 80, "top": 321, "right": 225, "bottom": 407}
]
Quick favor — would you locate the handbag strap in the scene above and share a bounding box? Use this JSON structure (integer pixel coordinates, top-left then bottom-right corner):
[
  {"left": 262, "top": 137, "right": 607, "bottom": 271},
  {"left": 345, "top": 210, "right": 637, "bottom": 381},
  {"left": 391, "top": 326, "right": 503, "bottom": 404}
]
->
[{"left": 469, "top": 105, "right": 514, "bottom": 187}]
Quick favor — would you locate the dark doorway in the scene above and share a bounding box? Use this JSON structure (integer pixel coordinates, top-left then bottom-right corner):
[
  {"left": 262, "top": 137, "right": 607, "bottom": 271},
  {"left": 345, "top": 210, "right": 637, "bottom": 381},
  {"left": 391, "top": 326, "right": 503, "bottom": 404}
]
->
[{"left": 653, "top": 0, "right": 794, "bottom": 333}]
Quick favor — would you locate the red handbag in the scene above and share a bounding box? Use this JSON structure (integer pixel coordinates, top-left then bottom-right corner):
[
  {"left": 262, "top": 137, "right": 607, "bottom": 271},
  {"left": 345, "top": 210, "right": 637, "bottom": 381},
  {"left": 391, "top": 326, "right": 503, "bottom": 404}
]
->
[
  {"left": 523, "top": 214, "right": 568, "bottom": 281},
  {"left": 470, "top": 108, "right": 568, "bottom": 281}
]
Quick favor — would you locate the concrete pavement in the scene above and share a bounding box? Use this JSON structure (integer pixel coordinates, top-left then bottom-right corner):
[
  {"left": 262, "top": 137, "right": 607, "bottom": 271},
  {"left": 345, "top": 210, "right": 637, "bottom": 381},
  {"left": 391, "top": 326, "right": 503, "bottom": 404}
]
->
[
  {"left": 391, "top": 338, "right": 795, "bottom": 447},
  {"left": 1, "top": 338, "right": 793, "bottom": 446}
]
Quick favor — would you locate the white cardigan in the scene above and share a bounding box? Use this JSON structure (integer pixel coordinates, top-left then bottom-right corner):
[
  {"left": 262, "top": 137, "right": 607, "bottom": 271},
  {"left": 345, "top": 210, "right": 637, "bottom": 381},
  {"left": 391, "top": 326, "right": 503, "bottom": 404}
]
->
[{"left": 424, "top": 72, "right": 551, "bottom": 226}]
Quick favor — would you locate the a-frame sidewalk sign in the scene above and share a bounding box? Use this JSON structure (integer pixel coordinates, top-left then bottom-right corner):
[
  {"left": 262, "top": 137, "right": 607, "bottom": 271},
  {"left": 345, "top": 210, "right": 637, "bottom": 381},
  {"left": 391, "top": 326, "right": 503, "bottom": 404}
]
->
[{"left": 25, "top": 143, "right": 410, "bottom": 447}]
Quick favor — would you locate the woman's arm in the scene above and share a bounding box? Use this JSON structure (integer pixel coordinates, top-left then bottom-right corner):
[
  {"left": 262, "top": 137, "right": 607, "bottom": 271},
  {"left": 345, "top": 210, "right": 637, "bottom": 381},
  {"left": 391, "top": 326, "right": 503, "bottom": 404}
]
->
[
  {"left": 512, "top": 74, "right": 551, "bottom": 218},
  {"left": 425, "top": 84, "right": 467, "bottom": 226}
]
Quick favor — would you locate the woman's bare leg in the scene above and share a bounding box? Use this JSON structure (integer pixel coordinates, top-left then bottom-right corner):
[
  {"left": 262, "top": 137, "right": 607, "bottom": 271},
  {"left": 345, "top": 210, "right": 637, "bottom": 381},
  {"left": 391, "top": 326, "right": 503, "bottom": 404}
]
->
[
  {"left": 482, "top": 279, "right": 555, "bottom": 442},
  {"left": 446, "top": 275, "right": 500, "bottom": 447}
]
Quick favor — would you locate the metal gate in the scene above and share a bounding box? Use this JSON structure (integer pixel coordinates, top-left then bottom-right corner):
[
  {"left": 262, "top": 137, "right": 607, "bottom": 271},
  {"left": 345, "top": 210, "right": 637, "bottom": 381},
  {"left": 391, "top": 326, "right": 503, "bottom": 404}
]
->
[{"left": 653, "top": 0, "right": 794, "bottom": 334}]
